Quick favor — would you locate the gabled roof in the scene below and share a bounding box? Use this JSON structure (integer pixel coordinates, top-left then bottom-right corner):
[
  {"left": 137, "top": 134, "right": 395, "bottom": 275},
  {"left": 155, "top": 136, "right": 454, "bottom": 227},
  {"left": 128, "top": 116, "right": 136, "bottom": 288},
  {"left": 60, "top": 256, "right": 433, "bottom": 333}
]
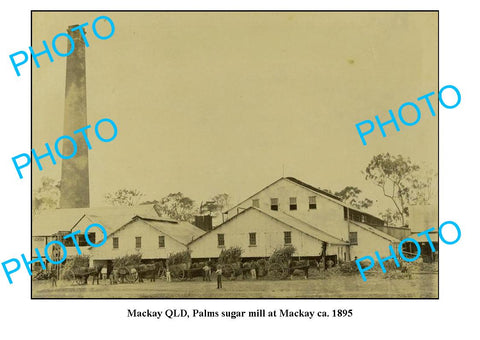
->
[
  {"left": 285, "top": 177, "right": 342, "bottom": 201},
  {"left": 33, "top": 210, "right": 84, "bottom": 236},
  {"left": 284, "top": 177, "right": 384, "bottom": 222},
  {"left": 224, "top": 177, "right": 384, "bottom": 223},
  {"left": 192, "top": 207, "right": 348, "bottom": 246},
  {"left": 143, "top": 219, "right": 205, "bottom": 245},
  {"left": 350, "top": 221, "right": 401, "bottom": 243},
  {"left": 107, "top": 216, "right": 205, "bottom": 246},
  {"left": 260, "top": 208, "right": 348, "bottom": 245},
  {"left": 33, "top": 204, "right": 167, "bottom": 237}
]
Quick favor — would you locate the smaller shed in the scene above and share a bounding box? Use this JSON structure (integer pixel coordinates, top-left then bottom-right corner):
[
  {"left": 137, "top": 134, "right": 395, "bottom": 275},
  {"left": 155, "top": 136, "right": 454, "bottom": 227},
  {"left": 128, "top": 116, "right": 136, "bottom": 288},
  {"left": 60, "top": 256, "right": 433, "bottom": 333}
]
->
[
  {"left": 349, "top": 221, "right": 401, "bottom": 259},
  {"left": 88, "top": 216, "right": 205, "bottom": 267}
]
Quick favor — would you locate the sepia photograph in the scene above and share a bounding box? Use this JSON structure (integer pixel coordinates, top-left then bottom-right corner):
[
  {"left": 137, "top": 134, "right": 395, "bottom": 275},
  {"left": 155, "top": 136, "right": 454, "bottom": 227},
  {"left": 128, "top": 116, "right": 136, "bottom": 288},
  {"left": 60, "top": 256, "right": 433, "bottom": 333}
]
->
[{"left": 31, "top": 11, "right": 438, "bottom": 298}]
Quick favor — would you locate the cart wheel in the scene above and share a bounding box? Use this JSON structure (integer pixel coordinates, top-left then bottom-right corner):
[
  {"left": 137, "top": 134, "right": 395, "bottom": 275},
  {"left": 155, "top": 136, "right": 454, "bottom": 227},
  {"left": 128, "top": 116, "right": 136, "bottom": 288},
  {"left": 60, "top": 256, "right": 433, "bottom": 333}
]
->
[
  {"left": 172, "top": 268, "right": 184, "bottom": 281},
  {"left": 126, "top": 271, "right": 138, "bottom": 283},
  {"left": 62, "top": 269, "right": 75, "bottom": 282}
]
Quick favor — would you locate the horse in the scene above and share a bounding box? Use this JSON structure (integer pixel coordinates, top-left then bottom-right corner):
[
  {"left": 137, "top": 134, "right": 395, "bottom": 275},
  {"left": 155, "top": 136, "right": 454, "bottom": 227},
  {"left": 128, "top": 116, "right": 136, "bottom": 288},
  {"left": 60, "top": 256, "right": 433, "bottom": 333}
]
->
[
  {"left": 75, "top": 266, "right": 102, "bottom": 285},
  {"left": 288, "top": 260, "right": 310, "bottom": 279},
  {"left": 137, "top": 262, "right": 162, "bottom": 282},
  {"left": 185, "top": 267, "right": 205, "bottom": 280}
]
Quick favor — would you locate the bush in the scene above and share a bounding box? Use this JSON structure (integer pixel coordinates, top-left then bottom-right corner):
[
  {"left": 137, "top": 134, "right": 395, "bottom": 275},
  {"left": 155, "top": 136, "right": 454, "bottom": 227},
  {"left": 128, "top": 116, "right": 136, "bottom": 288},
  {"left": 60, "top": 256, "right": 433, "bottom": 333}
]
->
[
  {"left": 167, "top": 250, "right": 191, "bottom": 266},
  {"left": 113, "top": 254, "right": 142, "bottom": 269},
  {"left": 380, "top": 259, "right": 400, "bottom": 272},
  {"left": 255, "top": 259, "right": 268, "bottom": 277},
  {"left": 60, "top": 255, "right": 90, "bottom": 279},
  {"left": 338, "top": 261, "right": 358, "bottom": 274},
  {"left": 218, "top": 246, "right": 243, "bottom": 264},
  {"left": 269, "top": 245, "right": 296, "bottom": 263}
]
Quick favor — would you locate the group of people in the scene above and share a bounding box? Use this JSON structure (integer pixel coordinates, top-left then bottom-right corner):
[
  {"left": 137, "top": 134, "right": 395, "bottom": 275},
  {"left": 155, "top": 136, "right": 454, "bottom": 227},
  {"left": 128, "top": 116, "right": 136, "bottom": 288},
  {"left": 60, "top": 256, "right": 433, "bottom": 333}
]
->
[
  {"left": 46, "top": 262, "right": 242, "bottom": 289},
  {"left": 201, "top": 264, "right": 223, "bottom": 288}
]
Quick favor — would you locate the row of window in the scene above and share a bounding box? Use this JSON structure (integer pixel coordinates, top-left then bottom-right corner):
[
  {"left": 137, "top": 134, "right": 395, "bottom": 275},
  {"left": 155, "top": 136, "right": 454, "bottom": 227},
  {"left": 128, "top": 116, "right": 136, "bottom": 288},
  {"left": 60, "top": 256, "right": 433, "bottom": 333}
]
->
[
  {"left": 252, "top": 196, "right": 317, "bottom": 211},
  {"left": 110, "top": 232, "right": 358, "bottom": 249},
  {"left": 64, "top": 232, "right": 96, "bottom": 247},
  {"left": 217, "top": 231, "right": 292, "bottom": 247},
  {"left": 112, "top": 236, "right": 166, "bottom": 249}
]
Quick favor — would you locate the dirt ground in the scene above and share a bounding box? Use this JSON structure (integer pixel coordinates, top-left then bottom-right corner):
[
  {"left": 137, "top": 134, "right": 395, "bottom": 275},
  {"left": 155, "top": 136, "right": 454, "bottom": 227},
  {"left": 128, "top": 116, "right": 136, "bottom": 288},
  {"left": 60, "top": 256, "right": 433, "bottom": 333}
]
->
[{"left": 32, "top": 272, "right": 438, "bottom": 298}]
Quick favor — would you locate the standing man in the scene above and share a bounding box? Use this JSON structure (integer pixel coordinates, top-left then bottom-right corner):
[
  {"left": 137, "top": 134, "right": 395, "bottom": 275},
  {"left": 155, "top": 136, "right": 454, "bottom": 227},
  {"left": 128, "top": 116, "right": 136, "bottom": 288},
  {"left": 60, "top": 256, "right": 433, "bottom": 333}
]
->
[
  {"left": 203, "top": 263, "right": 211, "bottom": 281},
  {"left": 101, "top": 266, "right": 108, "bottom": 284},
  {"left": 216, "top": 266, "right": 223, "bottom": 289},
  {"left": 250, "top": 262, "right": 257, "bottom": 280},
  {"left": 50, "top": 267, "right": 57, "bottom": 288},
  {"left": 166, "top": 264, "right": 171, "bottom": 282}
]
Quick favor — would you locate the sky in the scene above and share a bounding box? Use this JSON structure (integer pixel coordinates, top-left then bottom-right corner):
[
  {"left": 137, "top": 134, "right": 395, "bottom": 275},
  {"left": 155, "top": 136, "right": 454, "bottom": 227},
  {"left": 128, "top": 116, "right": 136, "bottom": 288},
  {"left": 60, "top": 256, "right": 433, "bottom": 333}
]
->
[{"left": 32, "top": 11, "right": 438, "bottom": 214}]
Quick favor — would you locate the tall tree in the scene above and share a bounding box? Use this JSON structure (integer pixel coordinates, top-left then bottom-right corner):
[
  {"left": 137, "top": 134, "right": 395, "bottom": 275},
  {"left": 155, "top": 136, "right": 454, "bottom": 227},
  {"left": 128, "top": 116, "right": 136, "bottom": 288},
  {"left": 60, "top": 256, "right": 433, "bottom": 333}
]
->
[
  {"left": 379, "top": 209, "right": 402, "bottom": 227},
  {"left": 33, "top": 177, "right": 60, "bottom": 215},
  {"left": 104, "top": 188, "right": 144, "bottom": 207},
  {"left": 334, "top": 186, "right": 373, "bottom": 210},
  {"left": 156, "top": 192, "right": 196, "bottom": 221},
  {"left": 364, "top": 153, "right": 427, "bottom": 226},
  {"left": 200, "top": 193, "right": 230, "bottom": 216}
]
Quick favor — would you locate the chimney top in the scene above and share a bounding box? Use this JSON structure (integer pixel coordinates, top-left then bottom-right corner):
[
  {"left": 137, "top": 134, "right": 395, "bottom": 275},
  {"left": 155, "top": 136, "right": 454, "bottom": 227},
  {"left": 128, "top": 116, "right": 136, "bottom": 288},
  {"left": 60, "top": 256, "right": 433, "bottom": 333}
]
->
[{"left": 67, "top": 25, "right": 87, "bottom": 36}]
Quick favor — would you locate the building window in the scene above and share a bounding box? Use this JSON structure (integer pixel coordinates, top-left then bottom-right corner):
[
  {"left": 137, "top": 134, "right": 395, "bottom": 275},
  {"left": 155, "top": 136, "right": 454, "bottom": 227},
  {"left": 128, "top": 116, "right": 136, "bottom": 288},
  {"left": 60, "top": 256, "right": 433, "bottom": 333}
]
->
[
  {"left": 309, "top": 196, "right": 317, "bottom": 209},
  {"left": 249, "top": 232, "right": 256, "bottom": 246},
  {"left": 284, "top": 231, "right": 292, "bottom": 245},
  {"left": 271, "top": 198, "right": 279, "bottom": 211},
  {"left": 64, "top": 236, "right": 74, "bottom": 247},
  {"left": 252, "top": 199, "right": 260, "bottom": 208},
  {"left": 87, "top": 232, "right": 95, "bottom": 244},
  {"left": 113, "top": 237, "right": 119, "bottom": 249},
  {"left": 77, "top": 234, "right": 88, "bottom": 247},
  {"left": 158, "top": 236, "right": 165, "bottom": 248},
  {"left": 289, "top": 197, "right": 297, "bottom": 210},
  {"left": 135, "top": 237, "right": 142, "bottom": 249},
  {"left": 217, "top": 234, "right": 225, "bottom": 247},
  {"left": 349, "top": 232, "right": 358, "bottom": 245},
  {"left": 344, "top": 207, "right": 348, "bottom": 220},
  {"left": 361, "top": 215, "right": 366, "bottom": 223}
]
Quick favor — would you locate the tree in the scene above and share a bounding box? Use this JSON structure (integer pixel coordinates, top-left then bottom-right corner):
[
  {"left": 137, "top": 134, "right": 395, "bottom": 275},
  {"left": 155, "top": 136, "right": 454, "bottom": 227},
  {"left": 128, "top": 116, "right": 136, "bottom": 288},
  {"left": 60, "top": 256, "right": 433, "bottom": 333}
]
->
[
  {"left": 364, "top": 153, "right": 428, "bottom": 226},
  {"left": 156, "top": 192, "right": 196, "bottom": 221},
  {"left": 104, "top": 188, "right": 144, "bottom": 207},
  {"left": 378, "top": 209, "right": 402, "bottom": 227},
  {"left": 218, "top": 246, "right": 243, "bottom": 264},
  {"left": 334, "top": 186, "right": 373, "bottom": 210},
  {"left": 33, "top": 177, "right": 60, "bottom": 215},
  {"left": 200, "top": 193, "right": 230, "bottom": 216}
]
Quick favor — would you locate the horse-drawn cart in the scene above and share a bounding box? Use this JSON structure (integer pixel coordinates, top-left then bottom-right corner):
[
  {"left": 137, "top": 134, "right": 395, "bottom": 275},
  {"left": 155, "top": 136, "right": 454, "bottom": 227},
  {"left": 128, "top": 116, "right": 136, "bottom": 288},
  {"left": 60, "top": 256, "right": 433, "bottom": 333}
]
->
[
  {"left": 63, "top": 266, "right": 101, "bottom": 285},
  {"left": 113, "top": 266, "right": 138, "bottom": 283}
]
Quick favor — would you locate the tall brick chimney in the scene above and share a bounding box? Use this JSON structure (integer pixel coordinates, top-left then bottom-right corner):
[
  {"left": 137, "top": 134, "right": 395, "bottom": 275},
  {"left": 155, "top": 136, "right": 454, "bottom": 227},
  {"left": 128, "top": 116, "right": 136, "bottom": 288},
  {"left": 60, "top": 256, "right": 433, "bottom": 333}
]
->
[{"left": 59, "top": 25, "right": 90, "bottom": 208}]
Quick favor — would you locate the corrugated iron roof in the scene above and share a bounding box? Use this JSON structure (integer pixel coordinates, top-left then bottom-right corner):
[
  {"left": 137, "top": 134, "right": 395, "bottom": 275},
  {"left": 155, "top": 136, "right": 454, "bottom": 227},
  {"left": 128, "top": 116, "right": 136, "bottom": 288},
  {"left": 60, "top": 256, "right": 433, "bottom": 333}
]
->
[
  {"left": 350, "top": 221, "right": 401, "bottom": 243},
  {"left": 224, "top": 177, "right": 384, "bottom": 224},
  {"left": 32, "top": 204, "right": 165, "bottom": 237},
  {"left": 32, "top": 210, "right": 83, "bottom": 236},
  {"left": 195, "top": 207, "right": 348, "bottom": 245},
  {"left": 260, "top": 208, "right": 349, "bottom": 245},
  {"left": 285, "top": 177, "right": 342, "bottom": 201},
  {"left": 135, "top": 218, "right": 205, "bottom": 245},
  {"left": 285, "top": 177, "right": 384, "bottom": 223}
]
